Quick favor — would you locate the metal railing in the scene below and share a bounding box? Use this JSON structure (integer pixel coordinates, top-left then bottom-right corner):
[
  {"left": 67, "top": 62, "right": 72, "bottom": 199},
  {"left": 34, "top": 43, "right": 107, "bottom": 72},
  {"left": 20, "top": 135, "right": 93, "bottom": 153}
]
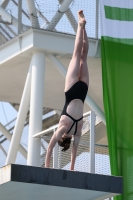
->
[{"left": 34, "top": 111, "right": 110, "bottom": 174}]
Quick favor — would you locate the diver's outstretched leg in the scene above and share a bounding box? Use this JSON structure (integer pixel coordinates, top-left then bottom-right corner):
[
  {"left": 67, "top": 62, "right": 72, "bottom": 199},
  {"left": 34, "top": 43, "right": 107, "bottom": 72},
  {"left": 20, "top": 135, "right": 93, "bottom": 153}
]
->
[
  {"left": 65, "top": 10, "right": 86, "bottom": 91},
  {"left": 79, "top": 26, "right": 89, "bottom": 86}
]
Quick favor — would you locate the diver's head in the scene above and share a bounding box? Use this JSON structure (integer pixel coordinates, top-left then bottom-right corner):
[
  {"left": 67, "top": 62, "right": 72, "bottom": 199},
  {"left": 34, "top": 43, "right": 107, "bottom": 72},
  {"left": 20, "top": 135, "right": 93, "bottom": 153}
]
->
[{"left": 58, "top": 134, "right": 72, "bottom": 151}]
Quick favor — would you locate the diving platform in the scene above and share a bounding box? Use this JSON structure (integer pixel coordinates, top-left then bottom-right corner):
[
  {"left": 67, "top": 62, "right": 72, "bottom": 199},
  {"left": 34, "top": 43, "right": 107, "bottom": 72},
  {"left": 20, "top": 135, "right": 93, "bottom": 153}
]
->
[{"left": 0, "top": 164, "right": 122, "bottom": 200}]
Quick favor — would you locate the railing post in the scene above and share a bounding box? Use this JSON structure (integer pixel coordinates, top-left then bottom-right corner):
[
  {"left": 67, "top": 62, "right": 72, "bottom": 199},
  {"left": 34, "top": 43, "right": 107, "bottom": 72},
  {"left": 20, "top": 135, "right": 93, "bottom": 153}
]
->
[
  {"left": 90, "top": 111, "right": 95, "bottom": 173},
  {"left": 53, "top": 128, "right": 58, "bottom": 168},
  {"left": 58, "top": 146, "right": 62, "bottom": 169}
]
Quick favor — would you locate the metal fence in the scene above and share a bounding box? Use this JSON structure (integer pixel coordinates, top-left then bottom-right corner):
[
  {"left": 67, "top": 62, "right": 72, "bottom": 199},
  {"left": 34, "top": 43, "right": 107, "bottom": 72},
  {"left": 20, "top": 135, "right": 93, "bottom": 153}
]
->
[
  {"left": 41, "top": 132, "right": 110, "bottom": 175},
  {"left": 40, "top": 112, "right": 110, "bottom": 176}
]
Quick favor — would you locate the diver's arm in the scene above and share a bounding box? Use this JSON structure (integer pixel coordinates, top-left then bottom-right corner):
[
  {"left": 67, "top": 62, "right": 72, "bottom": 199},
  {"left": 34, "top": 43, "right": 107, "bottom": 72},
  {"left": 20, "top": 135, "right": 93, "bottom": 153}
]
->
[
  {"left": 45, "top": 126, "right": 64, "bottom": 167},
  {"left": 70, "top": 134, "right": 81, "bottom": 170}
]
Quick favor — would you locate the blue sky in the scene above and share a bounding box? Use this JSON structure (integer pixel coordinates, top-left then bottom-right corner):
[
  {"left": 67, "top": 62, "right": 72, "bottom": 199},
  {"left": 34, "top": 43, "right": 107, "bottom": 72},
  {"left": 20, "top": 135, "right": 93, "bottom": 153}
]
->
[{"left": 0, "top": 102, "right": 17, "bottom": 126}]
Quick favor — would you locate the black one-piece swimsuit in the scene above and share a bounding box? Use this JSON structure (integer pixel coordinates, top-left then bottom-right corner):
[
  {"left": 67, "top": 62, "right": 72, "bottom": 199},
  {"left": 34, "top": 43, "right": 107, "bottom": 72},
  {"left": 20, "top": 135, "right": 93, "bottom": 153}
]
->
[{"left": 61, "top": 80, "right": 88, "bottom": 135}]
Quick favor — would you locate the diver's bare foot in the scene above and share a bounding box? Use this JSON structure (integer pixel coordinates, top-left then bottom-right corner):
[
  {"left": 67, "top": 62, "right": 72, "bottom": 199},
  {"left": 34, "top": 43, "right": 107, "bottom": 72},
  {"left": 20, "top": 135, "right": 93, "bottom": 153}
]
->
[{"left": 78, "top": 10, "right": 86, "bottom": 27}]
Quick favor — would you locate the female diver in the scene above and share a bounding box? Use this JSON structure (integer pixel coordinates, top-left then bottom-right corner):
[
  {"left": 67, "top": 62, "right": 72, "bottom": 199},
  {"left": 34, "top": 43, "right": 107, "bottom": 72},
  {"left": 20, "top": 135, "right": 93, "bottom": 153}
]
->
[{"left": 45, "top": 10, "right": 89, "bottom": 170}]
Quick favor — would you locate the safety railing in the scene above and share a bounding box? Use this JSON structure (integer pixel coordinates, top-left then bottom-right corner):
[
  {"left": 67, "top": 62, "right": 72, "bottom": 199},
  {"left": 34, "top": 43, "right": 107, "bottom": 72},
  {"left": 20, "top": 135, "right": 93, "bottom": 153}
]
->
[{"left": 34, "top": 111, "right": 110, "bottom": 175}]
